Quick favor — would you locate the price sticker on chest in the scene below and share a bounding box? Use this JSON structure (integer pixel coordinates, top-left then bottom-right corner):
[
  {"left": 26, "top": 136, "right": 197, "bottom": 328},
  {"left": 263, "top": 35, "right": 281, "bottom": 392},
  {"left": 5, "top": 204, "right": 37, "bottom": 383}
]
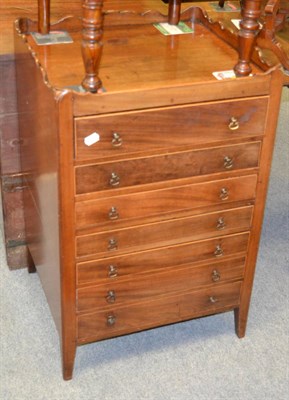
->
[
  {"left": 84, "top": 132, "right": 100, "bottom": 146},
  {"left": 154, "top": 22, "right": 194, "bottom": 36}
]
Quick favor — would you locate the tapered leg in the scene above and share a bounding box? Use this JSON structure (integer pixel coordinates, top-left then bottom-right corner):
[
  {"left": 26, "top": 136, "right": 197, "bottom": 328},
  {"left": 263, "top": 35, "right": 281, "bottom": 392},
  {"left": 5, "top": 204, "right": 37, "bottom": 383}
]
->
[
  {"left": 234, "top": 307, "right": 247, "bottom": 338},
  {"left": 27, "top": 247, "right": 36, "bottom": 274},
  {"left": 62, "top": 340, "right": 77, "bottom": 380}
]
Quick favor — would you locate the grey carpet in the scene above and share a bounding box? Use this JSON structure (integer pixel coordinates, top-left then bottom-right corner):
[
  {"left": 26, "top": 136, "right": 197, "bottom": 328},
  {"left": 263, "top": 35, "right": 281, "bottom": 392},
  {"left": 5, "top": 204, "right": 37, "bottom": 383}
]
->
[{"left": 0, "top": 88, "right": 288, "bottom": 399}]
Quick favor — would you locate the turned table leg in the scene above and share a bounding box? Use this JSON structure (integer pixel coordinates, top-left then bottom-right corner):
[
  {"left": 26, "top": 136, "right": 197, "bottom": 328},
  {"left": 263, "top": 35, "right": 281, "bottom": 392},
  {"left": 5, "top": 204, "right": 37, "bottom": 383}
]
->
[
  {"left": 234, "top": 0, "right": 263, "bottom": 76},
  {"left": 81, "top": 0, "right": 104, "bottom": 92},
  {"left": 38, "top": 0, "right": 50, "bottom": 34},
  {"left": 168, "top": 0, "right": 182, "bottom": 25}
]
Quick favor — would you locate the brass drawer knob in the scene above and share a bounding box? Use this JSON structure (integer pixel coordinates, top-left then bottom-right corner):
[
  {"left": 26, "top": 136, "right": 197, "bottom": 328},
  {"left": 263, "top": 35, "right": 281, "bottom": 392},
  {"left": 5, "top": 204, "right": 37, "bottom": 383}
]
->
[
  {"left": 106, "top": 290, "right": 116, "bottom": 304},
  {"left": 209, "top": 296, "right": 218, "bottom": 304},
  {"left": 108, "top": 265, "right": 118, "bottom": 278},
  {"left": 228, "top": 117, "right": 240, "bottom": 131},
  {"left": 109, "top": 206, "right": 119, "bottom": 220},
  {"left": 112, "top": 132, "right": 123, "bottom": 147},
  {"left": 214, "top": 244, "right": 224, "bottom": 257},
  {"left": 108, "top": 238, "right": 118, "bottom": 251},
  {"left": 216, "top": 217, "right": 226, "bottom": 230},
  {"left": 107, "top": 315, "right": 116, "bottom": 326},
  {"left": 223, "top": 156, "right": 234, "bottom": 169},
  {"left": 219, "top": 187, "right": 229, "bottom": 200},
  {"left": 211, "top": 270, "right": 221, "bottom": 282},
  {"left": 110, "top": 172, "right": 120, "bottom": 187}
]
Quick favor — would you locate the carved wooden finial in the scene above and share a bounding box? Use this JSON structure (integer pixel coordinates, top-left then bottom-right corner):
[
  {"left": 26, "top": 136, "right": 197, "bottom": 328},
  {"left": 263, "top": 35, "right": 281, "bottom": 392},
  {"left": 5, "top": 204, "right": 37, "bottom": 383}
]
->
[
  {"left": 234, "top": 0, "right": 263, "bottom": 76},
  {"left": 81, "top": 0, "right": 104, "bottom": 93}
]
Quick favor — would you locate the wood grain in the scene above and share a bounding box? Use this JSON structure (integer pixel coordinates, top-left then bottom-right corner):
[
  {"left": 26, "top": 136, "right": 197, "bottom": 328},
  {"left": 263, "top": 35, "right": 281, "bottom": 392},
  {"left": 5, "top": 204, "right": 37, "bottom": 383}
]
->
[
  {"left": 74, "top": 97, "right": 268, "bottom": 162},
  {"left": 15, "top": 27, "right": 63, "bottom": 335},
  {"left": 77, "top": 256, "right": 245, "bottom": 312},
  {"left": 77, "top": 232, "right": 250, "bottom": 285},
  {"left": 75, "top": 142, "right": 261, "bottom": 195},
  {"left": 76, "top": 206, "right": 253, "bottom": 258},
  {"left": 234, "top": 68, "right": 284, "bottom": 338},
  {"left": 77, "top": 281, "right": 242, "bottom": 343},
  {"left": 75, "top": 175, "right": 257, "bottom": 231}
]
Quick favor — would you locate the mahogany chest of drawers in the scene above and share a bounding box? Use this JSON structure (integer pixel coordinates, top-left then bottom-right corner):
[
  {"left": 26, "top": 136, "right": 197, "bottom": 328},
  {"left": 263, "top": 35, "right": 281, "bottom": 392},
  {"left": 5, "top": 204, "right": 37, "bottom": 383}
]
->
[
  {"left": 72, "top": 92, "right": 278, "bottom": 347},
  {"left": 14, "top": 6, "right": 284, "bottom": 379}
]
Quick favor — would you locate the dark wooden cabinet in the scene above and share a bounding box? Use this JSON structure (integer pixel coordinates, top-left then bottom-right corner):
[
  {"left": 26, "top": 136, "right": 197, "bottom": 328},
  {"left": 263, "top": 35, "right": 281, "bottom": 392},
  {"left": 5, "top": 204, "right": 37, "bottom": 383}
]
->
[{"left": 14, "top": 0, "right": 284, "bottom": 380}]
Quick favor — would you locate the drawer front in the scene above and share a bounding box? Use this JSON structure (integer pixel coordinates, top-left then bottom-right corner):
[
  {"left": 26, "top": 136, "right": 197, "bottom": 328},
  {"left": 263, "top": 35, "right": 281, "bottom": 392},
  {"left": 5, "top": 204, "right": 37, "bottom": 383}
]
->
[
  {"left": 77, "top": 257, "right": 245, "bottom": 312},
  {"left": 76, "top": 206, "right": 253, "bottom": 258},
  {"left": 75, "top": 142, "right": 261, "bottom": 195},
  {"left": 74, "top": 97, "right": 268, "bottom": 161},
  {"left": 77, "top": 281, "right": 242, "bottom": 343},
  {"left": 76, "top": 175, "right": 257, "bottom": 230},
  {"left": 77, "top": 233, "right": 249, "bottom": 285}
]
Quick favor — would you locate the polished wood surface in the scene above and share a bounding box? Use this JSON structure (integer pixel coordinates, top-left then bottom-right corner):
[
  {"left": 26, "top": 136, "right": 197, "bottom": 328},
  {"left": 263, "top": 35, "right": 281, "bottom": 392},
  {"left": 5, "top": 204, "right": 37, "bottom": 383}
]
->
[
  {"left": 57, "top": 94, "right": 78, "bottom": 381},
  {"left": 77, "top": 281, "right": 242, "bottom": 343},
  {"left": 75, "top": 142, "right": 260, "bottom": 194},
  {"left": 77, "top": 257, "right": 245, "bottom": 311},
  {"left": 76, "top": 206, "right": 253, "bottom": 257},
  {"left": 76, "top": 0, "right": 281, "bottom": 87},
  {"left": 74, "top": 97, "right": 268, "bottom": 161},
  {"left": 18, "top": 1, "right": 287, "bottom": 93},
  {"left": 14, "top": 0, "right": 284, "bottom": 380},
  {"left": 14, "top": 28, "right": 63, "bottom": 333},
  {"left": 77, "top": 233, "right": 250, "bottom": 284},
  {"left": 75, "top": 175, "right": 257, "bottom": 231},
  {"left": 23, "top": 22, "right": 244, "bottom": 91},
  {"left": 234, "top": 65, "right": 284, "bottom": 338}
]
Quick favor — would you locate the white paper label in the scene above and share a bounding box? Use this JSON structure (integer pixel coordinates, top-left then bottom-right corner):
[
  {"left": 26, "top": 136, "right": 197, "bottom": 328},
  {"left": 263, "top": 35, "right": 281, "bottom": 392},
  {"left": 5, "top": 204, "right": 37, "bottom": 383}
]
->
[
  {"left": 154, "top": 22, "right": 194, "bottom": 36},
  {"left": 231, "top": 19, "right": 262, "bottom": 30},
  {"left": 84, "top": 132, "right": 100, "bottom": 146},
  {"left": 231, "top": 19, "right": 241, "bottom": 29},
  {"left": 212, "top": 70, "right": 237, "bottom": 80}
]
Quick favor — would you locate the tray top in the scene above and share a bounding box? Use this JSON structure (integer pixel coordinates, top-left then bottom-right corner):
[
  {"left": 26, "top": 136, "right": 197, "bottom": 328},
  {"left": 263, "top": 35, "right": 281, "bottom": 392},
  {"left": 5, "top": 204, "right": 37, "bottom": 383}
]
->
[{"left": 23, "top": 21, "right": 261, "bottom": 94}]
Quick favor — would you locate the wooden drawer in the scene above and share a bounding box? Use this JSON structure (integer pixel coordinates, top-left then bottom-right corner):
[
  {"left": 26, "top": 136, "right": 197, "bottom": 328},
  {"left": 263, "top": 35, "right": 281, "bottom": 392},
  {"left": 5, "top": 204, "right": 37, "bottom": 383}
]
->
[
  {"left": 76, "top": 206, "right": 253, "bottom": 258},
  {"left": 74, "top": 97, "right": 268, "bottom": 161},
  {"left": 77, "top": 256, "right": 245, "bottom": 312},
  {"left": 77, "top": 233, "right": 249, "bottom": 285},
  {"left": 75, "top": 175, "right": 257, "bottom": 230},
  {"left": 75, "top": 142, "right": 261, "bottom": 195},
  {"left": 77, "top": 281, "right": 242, "bottom": 343}
]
